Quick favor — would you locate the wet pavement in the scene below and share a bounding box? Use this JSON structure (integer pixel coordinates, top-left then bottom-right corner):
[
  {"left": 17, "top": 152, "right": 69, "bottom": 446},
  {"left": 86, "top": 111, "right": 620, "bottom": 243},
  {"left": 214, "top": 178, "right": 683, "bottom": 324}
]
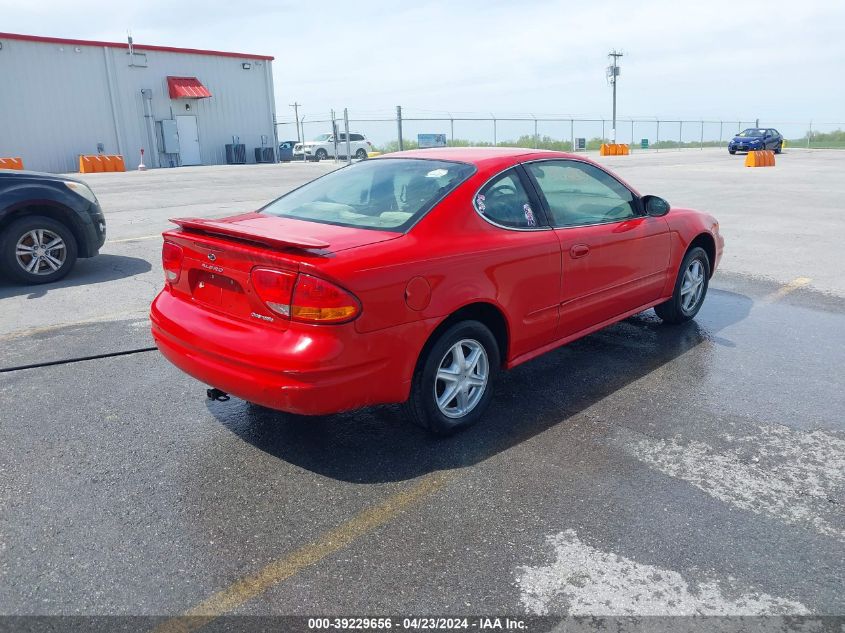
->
[
  {"left": 1, "top": 152, "right": 843, "bottom": 627},
  {"left": 1, "top": 271, "right": 843, "bottom": 621}
]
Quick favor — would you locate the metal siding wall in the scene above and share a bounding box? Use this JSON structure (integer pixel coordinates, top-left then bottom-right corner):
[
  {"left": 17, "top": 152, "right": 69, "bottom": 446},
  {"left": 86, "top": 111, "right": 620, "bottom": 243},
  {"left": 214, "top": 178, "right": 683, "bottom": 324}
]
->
[
  {"left": 0, "top": 38, "right": 120, "bottom": 173},
  {"left": 112, "top": 49, "right": 275, "bottom": 169},
  {"left": 0, "top": 36, "right": 275, "bottom": 172}
]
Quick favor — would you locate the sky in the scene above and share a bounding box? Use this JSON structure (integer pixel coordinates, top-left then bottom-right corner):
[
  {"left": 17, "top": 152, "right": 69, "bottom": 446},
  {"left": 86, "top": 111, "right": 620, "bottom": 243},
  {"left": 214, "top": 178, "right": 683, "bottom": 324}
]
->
[{"left": 2, "top": 0, "right": 844, "bottom": 141}]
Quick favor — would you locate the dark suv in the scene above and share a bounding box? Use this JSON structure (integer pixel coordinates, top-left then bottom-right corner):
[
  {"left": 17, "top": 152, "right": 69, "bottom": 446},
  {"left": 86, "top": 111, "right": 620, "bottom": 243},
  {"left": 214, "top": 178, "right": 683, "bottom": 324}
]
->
[
  {"left": 0, "top": 170, "right": 106, "bottom": 284},
  {"left": 728, "top": 128, "right": 783, "bottom": 154}
]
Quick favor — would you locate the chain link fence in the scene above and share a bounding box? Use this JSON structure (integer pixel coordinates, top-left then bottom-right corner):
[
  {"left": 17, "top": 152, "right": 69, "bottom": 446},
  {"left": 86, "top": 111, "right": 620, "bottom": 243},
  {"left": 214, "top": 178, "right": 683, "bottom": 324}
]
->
[{"left": 275, "top": 109, "right": 845, "bottom": 155}]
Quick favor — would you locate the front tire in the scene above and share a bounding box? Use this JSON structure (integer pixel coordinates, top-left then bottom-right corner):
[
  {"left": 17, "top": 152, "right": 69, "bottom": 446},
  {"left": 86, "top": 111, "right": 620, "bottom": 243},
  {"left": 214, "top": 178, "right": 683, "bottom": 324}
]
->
[
  {"left": 314, "top": 149, "right": 328, "bottom": 162},
  {"left": 775, "top": 142, "right": 783, "bottom": 154},
  {"left": 404, "top": 320, "right": 500, "bottom": 436},
  {"left": 0, "top": 215, "right": 78, "bottom": 284},
  {"left": 728, "top": 149, "right": 736, "bottom": 155},
  {"left": 654, "top": 246, "right": 710, "bottom": 324}
]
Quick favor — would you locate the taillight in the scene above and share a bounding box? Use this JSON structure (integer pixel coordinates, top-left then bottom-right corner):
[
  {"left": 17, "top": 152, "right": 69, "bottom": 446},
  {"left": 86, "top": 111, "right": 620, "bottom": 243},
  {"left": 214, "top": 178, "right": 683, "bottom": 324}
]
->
[
  {"left": 251, "top": 268, "right": 297, "bottom": 316},
  {"left": 250, "top": 269, "right": 360, "bottom": 324},
  {"left": 162, "top": 242, "right": 183, "bottom": 283},
  {"left": 291, "top": 274, "right": 360, "bottom": 323}
]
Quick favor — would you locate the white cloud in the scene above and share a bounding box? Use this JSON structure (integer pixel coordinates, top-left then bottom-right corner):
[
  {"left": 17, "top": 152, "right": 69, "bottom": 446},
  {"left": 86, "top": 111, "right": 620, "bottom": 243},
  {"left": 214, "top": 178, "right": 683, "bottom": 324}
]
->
[{"left": 2, "top": 0, "right": 843, "bottom": 125}]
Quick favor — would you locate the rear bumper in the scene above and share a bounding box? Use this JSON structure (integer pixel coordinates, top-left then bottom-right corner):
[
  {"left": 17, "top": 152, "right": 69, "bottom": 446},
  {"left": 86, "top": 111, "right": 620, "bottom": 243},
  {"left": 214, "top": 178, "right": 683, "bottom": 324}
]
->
[{"left": 150, "top": 289, "right": 428, "bottom": 415}]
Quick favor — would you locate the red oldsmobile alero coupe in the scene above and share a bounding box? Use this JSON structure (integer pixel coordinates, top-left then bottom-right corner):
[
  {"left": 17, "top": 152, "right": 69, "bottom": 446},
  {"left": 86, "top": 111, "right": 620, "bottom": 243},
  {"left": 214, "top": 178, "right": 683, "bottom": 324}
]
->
[{"left": 150, "top": 148, "right": 723, "bottom": 434}]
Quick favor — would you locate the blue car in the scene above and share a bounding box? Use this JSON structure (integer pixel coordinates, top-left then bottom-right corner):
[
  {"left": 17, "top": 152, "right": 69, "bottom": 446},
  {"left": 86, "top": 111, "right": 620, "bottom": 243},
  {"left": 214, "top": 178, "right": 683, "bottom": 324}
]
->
[{"left": 728, "top": 128, "right": 783, "bottom": 155}]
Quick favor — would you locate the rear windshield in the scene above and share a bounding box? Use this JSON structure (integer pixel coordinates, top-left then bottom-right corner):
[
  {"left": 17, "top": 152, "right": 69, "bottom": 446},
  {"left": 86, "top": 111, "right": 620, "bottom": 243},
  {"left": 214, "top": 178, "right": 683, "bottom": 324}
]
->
[
  {"left": 737, "top": 129, "right": 766, "bottom": 137},
  {"left": 261, "top": 158, "right": 475, "bottom": 231}
]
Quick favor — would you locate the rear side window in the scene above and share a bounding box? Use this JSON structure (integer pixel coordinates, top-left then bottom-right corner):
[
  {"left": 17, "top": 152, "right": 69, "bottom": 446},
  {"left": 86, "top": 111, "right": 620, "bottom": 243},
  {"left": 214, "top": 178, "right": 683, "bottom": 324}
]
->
[
  {"left": 475, "top": 169, "right": 539, "bottom": 229},
  {"left": 262, "top": 158, "right": 475, "bottom": 231},
  {"left": 527, "top": 160, "right": 636, "bottom": 227},
  {"left": 350, "top": 134, "right": 365, "bottom": 141}
]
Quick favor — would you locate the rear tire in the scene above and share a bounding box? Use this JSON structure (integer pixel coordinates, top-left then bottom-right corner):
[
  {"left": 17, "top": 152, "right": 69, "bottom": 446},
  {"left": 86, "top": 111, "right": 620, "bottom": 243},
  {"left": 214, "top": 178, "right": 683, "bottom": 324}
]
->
[
  {"left": 654, "top": 246, "right": 710, "bottom": 324},
  {"left": 0, "top": 215, "right": 78, "bottom": 284},
  {"left": 404, "top": 320, "right": 499, "bottom": 436},
  {"left": 355, "top": 148, "right": 368, "bottom": 160}
]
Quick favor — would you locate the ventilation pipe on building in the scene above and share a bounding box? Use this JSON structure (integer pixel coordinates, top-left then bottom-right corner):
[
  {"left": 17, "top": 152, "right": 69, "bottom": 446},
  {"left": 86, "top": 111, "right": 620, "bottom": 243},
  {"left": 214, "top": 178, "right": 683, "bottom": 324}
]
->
[{"left": 140, "top": 89, "right": 160, "bottom": 168}]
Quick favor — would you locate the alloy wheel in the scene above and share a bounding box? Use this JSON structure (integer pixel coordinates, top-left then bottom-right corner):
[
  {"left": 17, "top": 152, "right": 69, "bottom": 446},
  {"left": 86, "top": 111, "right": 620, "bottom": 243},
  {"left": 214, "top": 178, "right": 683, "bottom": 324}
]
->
[
  {"left": 434, "top": 339, "right": 489, "bottom": 419},
  {"left": 680, "top": 259, "right": 705, "bottom": 313},
  {"left": 15, "top": 229, "right": 67, "bottom": 275}
]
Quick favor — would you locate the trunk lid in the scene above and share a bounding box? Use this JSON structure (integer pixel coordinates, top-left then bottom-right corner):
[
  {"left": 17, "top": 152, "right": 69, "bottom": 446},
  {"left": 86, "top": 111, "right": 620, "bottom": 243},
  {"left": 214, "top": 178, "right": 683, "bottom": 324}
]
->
[{"left": 163, "top": 213, "right": 400, "bottom": 329}]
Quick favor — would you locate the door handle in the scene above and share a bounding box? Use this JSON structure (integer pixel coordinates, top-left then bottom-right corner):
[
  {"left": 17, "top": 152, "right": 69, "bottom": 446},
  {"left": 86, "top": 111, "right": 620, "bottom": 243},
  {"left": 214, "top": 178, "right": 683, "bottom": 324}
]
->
[{"left": 570, "top": 244, "right": 590, "bottom": 259}]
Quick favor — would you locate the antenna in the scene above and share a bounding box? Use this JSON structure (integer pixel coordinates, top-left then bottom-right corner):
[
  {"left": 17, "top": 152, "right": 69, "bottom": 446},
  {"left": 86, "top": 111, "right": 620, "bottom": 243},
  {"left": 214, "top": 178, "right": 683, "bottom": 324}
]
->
[{"left": 127, "top": 30, "right": 134, "bottom": 57}]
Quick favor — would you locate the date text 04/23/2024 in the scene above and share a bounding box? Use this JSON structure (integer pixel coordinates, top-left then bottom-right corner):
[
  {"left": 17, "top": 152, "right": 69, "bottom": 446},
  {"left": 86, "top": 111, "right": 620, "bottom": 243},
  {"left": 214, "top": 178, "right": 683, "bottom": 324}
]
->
[{"left": 307, "top": 617, "right": 528, "bottom": 630}]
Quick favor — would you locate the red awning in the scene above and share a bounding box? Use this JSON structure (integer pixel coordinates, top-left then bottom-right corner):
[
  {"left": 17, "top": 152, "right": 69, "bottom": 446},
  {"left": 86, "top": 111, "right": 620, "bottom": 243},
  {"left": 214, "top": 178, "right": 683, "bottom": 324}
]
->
[{"left": 167, "top": 76, "right": 212, "bottom": 99}]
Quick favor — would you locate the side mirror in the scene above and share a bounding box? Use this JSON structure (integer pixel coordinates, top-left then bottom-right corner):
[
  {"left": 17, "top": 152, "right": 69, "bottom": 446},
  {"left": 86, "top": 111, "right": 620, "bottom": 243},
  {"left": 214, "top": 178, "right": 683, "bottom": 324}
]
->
[{"left": 643, "top": 195, "right": 670, "bottom": 217}]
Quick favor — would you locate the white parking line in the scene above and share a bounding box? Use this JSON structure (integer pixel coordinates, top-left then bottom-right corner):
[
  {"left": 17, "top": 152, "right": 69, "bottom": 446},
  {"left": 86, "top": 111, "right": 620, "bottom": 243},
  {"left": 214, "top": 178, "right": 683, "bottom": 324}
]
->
[
  {"left": 516, "top": 529, "right": 808, "bottom": 616},
  {"left": 106, "top": 234, "right": 162, "bottom": 244},
  {"left": 628, "top": 425, "right": 845, "bottom": 543}
]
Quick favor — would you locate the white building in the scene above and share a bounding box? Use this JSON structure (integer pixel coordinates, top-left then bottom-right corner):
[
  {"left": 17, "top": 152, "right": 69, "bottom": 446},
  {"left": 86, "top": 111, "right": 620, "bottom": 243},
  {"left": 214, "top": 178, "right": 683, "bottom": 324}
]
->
[{"left": 0, "top": 32, "right": 278, "bottom": 172}]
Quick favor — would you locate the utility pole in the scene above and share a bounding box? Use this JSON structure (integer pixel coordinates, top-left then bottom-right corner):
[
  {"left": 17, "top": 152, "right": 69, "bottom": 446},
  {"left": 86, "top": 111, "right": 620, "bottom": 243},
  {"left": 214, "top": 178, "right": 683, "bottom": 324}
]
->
[
  {"left": 396, "top": 105, "right": 404, "bottom": 151},
  {"left": 607, "top": 50, "right": 623, "bottom": 143},
  {"left": 289, "top": 102, "right": 301, "bottom": 143},
  {"left": 344, "top": 108, "right": 351, "bottom": 165},
  {"left": 331, "top": 109, "right": 338, "bottom": 162}
]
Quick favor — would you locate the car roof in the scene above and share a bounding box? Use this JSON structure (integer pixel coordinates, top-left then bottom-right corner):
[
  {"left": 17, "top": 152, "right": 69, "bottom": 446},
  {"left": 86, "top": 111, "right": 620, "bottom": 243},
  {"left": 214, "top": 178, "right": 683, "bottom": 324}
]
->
[{"left": 378, "top": 146, "right": 580, "bottom": 167}]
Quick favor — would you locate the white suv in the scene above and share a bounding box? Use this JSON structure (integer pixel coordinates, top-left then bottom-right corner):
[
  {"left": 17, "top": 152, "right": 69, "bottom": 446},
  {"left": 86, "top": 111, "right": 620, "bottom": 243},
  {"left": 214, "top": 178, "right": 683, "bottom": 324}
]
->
[{"left": 294, "top": 133, "right": 372, "bottom": 161}]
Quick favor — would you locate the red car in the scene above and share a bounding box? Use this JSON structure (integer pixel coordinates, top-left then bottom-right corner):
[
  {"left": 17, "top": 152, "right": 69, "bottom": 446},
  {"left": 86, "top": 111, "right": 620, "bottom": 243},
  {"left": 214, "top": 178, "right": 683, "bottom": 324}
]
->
[{"left": 150, "top": 148, "right": 722, "bottom": 434}]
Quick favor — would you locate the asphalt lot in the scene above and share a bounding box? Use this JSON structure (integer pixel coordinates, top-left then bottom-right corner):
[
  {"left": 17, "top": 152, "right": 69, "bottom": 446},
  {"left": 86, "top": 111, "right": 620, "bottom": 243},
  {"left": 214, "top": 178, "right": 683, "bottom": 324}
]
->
[{"left": 1, "top": 149, "right": 843, "bottom": 628}]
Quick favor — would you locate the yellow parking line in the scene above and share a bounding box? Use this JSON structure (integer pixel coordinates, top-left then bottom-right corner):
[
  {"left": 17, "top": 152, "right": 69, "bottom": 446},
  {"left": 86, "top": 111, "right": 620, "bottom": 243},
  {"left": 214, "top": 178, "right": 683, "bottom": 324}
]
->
[
  {"left": 763, "top": 277, "right": 812, "bottom": 302},
  {"left": 152, "top": 471, "right": 452, "bottom": 633},
  {"left": 107, "top": 234, "right": 162, "bottom": 244}
]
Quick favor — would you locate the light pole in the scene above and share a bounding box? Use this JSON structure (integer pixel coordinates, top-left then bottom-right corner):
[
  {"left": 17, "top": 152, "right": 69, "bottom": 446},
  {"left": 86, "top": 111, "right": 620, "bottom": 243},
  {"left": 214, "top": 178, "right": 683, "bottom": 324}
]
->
[{"left": 607, "top": 50, "right": 623, "bottom": 142}]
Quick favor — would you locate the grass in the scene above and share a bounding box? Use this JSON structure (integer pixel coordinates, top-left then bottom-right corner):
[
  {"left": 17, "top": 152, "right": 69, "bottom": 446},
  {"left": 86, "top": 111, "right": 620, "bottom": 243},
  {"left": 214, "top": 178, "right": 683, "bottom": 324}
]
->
[{"left": 788, "top": 129, "right": 845, "bottom": 149}]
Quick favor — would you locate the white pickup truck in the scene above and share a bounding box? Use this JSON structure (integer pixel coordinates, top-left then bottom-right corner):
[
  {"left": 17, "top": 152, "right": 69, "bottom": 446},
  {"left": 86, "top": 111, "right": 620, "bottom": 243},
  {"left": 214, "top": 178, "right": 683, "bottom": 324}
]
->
[{"left": 294, "top": 133, "right": 372, "bottom": 161}]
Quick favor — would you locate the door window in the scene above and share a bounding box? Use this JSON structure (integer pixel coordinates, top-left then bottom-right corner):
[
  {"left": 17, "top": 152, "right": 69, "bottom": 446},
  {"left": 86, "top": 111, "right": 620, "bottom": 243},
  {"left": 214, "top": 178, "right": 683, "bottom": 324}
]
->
[
  {"left": 475, "top": 169, "right": 540, "bottom": 229},
  {"left": 527, "top": 160, "right": 636, "bottom": 227}
]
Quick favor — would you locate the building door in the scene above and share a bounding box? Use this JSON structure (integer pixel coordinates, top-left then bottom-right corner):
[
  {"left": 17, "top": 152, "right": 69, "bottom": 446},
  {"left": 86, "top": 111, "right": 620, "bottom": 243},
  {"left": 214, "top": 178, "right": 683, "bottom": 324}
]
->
[{"left": 176, "top": 115, "right": 201, "bottom": 166}]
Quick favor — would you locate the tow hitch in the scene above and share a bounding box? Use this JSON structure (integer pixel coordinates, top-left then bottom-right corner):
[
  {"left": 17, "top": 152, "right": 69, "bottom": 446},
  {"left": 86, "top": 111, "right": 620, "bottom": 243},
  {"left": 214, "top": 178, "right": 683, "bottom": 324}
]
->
[{"left": 206, "top": 388, "right": 230, "bottom": 402}]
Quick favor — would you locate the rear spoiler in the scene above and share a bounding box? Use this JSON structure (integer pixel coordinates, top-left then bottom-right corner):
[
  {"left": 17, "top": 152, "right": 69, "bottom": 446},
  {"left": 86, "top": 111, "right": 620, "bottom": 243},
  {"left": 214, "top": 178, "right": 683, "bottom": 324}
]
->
[{"left": 170, "top": 217, "right": 330, "bottom": 251}]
